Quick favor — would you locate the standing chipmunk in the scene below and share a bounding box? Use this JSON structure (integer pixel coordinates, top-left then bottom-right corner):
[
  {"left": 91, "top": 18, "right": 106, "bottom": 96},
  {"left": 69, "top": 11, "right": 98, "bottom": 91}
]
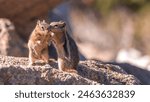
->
[
  {"left": 48, "top": 21, "right": 79, "bottom": 72},
  {"left": 28, "top": 20, "right": 51, "bottom": 65}
]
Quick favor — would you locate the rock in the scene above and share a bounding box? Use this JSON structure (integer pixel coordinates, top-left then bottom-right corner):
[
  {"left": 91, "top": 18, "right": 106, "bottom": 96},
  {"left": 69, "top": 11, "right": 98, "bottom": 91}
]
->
[
  {"left": 109, "top": 62, "right": 150, "bottom": 85},
  {"left": 0, "top": 55, "right": 140, "bottom": 85},
  {"left": 115, "top": 48, "right": 150, "bottom": 84},
  {"left": 78, "top": 60, "right": 140, "bottom": 85},
  {"left": 0, "top": 0, "right": 62, "bottom": 41},
  {"left": 0, "top": 18, "right": 28, "bottom": 57}
]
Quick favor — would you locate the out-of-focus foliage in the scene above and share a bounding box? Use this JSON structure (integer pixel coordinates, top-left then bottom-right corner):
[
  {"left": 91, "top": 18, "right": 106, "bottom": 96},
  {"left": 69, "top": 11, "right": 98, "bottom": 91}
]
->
[
  {"left": 94, "top": 0, "right": 150, "bottom": 14},
  {"left": 92, "top": 0, "right": 150, "bottom": 55}
]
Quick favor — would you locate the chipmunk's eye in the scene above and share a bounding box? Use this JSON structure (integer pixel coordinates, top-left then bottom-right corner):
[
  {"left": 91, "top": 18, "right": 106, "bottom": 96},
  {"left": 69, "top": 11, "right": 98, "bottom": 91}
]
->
[
  {"left": 54, "top": 25, "right": 58, "bottom": 28},
  {"left": 41, "top": 26, "right": 45, "bottom": 31}
]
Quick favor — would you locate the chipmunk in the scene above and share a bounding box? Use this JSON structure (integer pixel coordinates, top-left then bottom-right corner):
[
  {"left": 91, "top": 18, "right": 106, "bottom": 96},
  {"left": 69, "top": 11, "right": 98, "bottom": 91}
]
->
[
  {"left": 48, "top": 21, "right": 79, "bottom": 72},
  {"left": 28, "top": 20, "right": 51, "bottom": 65}
]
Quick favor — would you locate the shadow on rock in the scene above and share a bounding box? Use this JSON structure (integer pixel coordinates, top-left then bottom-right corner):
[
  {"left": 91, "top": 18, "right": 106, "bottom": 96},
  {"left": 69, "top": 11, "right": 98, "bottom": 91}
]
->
[{"left": 107, "top": 62, "right": 150, "bottom": 85}]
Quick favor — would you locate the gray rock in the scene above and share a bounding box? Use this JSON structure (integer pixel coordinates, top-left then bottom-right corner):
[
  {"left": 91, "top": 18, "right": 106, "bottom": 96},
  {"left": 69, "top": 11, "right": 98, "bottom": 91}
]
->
[{"left": 0, "top": 55, "right": 140, "bottom": 85}]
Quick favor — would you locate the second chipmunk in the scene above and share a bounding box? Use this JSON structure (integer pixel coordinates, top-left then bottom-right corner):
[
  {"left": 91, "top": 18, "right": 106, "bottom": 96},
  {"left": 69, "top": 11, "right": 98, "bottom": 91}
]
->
[{"left": 48, "top": 21, "right": 79, "bottom": 72}]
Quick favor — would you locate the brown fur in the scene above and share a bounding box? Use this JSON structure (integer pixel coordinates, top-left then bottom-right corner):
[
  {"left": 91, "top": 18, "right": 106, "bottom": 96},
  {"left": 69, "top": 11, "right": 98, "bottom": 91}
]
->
[{"left": 28, "top": 20, "right": 51, "bottom": 65}]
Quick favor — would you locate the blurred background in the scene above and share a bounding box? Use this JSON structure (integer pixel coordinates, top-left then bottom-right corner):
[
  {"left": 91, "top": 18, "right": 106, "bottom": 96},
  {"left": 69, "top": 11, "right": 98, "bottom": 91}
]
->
[{"left": 0, "top": 0, "right": 150, "bottom": 70}]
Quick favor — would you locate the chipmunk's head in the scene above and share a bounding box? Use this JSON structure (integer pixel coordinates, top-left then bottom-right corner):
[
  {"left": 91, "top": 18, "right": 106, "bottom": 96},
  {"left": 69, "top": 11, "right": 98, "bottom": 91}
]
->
[
  {"left": 48, "top": 21, "right": 66, "bottom": 44},
  {"left": 48, "top": 21, "right": 66, "bottom": 34},
  {"left": 35, "top": 20, "right": 49, "bottom": 34}
]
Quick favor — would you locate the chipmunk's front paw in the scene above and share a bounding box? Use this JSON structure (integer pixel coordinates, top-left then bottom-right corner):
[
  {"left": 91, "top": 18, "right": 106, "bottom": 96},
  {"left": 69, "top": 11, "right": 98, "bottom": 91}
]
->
[{"left": 28, "top": 62, "right": 35, "bottom": 67}]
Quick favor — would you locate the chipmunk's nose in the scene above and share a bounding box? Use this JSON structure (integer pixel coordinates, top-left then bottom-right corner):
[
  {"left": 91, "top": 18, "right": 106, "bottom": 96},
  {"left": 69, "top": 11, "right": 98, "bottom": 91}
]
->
[{"left": 47, "top": 26, "right": 52, "bottom": 32}]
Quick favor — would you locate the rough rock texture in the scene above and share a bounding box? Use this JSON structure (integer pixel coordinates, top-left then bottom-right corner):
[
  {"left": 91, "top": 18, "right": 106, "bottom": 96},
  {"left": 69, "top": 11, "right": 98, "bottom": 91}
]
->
[
  {"left": 0, "top": 0, "right": 62, "bottom": 40},
  {"left": 0, "top": 55, "right": 140, "bottom": 85},
  {"left": 109, "top": 62, "right": 150, "bottom": 85},
  {"left": 0, "top": 18, "right": 28, "bottom": 57}
]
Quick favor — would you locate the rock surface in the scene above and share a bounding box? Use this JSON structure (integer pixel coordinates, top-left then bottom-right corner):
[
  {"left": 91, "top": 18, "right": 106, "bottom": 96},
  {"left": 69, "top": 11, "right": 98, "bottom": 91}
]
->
[
  {"left": 110, "top": 62, "right": 150, "bottom": 85},
  {"left": 0, "top": 18, "right": 28, "bottom": 57},
  {"left": 0, "top": 55, "right": 140, "bottom": 85}
]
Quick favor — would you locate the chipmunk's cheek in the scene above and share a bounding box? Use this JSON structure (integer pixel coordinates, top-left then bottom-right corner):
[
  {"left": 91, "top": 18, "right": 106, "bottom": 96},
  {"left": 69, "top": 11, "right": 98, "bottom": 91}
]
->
[
  {"left": 36, "top": 40, "right": 41, "bottom": 44},
  {"left": 45, "top": 30, "right": 48, "bottom": 33},
  {"left": 51, "top": 32, "right": 55, "bottom": 37}
]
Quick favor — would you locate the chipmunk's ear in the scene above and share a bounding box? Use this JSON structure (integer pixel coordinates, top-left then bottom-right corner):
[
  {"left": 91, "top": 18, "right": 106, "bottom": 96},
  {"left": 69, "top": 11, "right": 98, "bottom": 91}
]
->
[
  {"left": 42, "top": 20, "right": 46, "bottom": 23},
  {"left": 59, "top": 21, "right": 66, "bottom": 27},
  {"left": 37, "top": 20, "right": 41, "bottom": 25},
  {"left": 63, "top": 22, "right": 66, "bottom": 30},
  {"left": 63, "top": 22, "right": 66, "bottom": 27}
]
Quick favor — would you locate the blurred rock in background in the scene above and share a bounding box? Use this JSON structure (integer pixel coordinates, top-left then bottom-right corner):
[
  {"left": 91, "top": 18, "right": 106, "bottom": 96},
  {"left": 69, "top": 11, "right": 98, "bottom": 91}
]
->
[
  {"left": 0, "top": 0, "right": 62, "bottom": 57},
  {"left": 0, "top": 0, "right": 62, "bottom": 41},
  {"left": 116, "top": 48, "right": 150, "bottom": 71},
  {"left": 0, "top": 18, "right": 27, "bottom": 56}
]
